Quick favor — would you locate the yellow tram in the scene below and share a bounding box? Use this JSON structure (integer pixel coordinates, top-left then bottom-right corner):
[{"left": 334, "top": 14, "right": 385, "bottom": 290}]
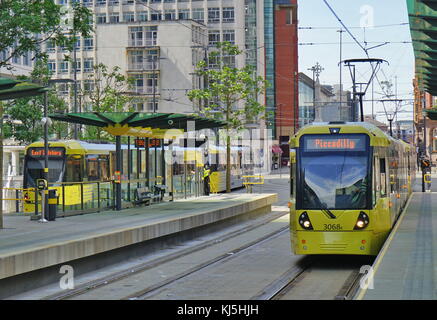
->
[
  {"left": 22, "top": 140, "right": 245, "bottom": 213},
  {"left": 289, "top": 122, "right": 415, "bottom": 255},
  {"left": 23, "top": 140, "right": 118, "bottom": 213}
]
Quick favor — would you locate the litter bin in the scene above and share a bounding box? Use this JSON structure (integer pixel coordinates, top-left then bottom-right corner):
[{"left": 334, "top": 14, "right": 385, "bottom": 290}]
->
[{"left": 47, "top": 189, "right": 58, "bottom": 221}]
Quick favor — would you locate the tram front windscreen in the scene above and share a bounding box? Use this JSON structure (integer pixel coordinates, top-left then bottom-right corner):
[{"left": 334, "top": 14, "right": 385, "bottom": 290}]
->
[
  {"left": 24, "top": 147, "right": 66, "bottom": 187},
  {"left": 298, "top": 134, "right": 371, "bottom": 210}
]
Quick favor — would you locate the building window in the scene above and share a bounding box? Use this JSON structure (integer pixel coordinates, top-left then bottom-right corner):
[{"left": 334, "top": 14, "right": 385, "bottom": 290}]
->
[
  {"left": 164, "top": 10, "right": 176, "bottom": 20},
  {"left": 146, "top": 100, "right": 158, "bottom": 112},
  {"left": 222, "top": 30, "right": 235, "bottom": 44},
  {"left": 222, "top": 7, "right": 234, "bottom": 23},
  {"left": 109, "top": 13, "right": 120, "bottom": 23},
  {"left": 22, "top": 52, "right": 31, "bottom": 66},
  {"left": 146, "top": 73, "right": 158, "bottom": 91},
  {"left": 72, "top": 60, "right": 81, "bottom": 73},
  {"left": 84, "top": 58, "right": 94, "bottom": 72},
  {"left": 145, "top": 26, "right": 158, "bottom": 46},
  {"left": 178, "top": 9, "right": 189, "bottom": 20},
  {"left": 132, "top": 74, "right": 144, "bottom": 93},
  {"left": 96, "top": 0, "right": 106, "bottom": 6},
  {"left": 129, "top": 26, "right": 157, "bottom": 47},
  {"left": 125, "top": 12, "right": 135, "bottom": 22},
  {"left": 57, "top": 83, "right": 68, "bottom": 95},
  {"left": 192, "top": 8, "right": 204, "bottom": 23},
  {"left": 223, "top": 53, "right": 235, "bottom": 67},
  {"left": 48, "top": 60, "right": 56, "bottom": 73},
  {"left": 151, "top": 11, "right": 162, "bottom": 21},
  {"left": 134, "top": 102, "right": 144, "bottom": 112},
  {"left": 208, "top": 52, "right": 219, "bottom": 69},
  {"left": 208, "top": 30, "right": 220, "bottom": 45},
  {"left": 286, "top": 8, "right": 293, "bottom": 25},
  {"left": 129, "top": 26, "right": 143, "bottom": 46},
  {"left": 208, "top": 8, "right": 220, "bottom": 23},
  {"left": 58, "top": 61, "right": 69, "bottom": 73},
  {"left": 74, "top": 37, "right": 80, "bottom": 50},
  {"left": 83, "top": 80, "right": 94, "bottom": 93},
  {"left": 46, "top": 40, "right": 56, "bottom": 53},
  {"left": 137, "top": 11, "right": 147, "bottom": 21},
  {"left": 96, "top": 14, "right": 107, "bottom": 24},
  {"left": 109, "top": 0, "right": 119, "bottom": 4},
  {"left": 83, "top": 37, "right": 93, "bottom": 50}
]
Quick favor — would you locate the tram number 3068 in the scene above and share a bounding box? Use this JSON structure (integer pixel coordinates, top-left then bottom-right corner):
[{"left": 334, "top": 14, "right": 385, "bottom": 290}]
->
[{"left": 323, "top": 224, "right": 343, "bottom": 231}]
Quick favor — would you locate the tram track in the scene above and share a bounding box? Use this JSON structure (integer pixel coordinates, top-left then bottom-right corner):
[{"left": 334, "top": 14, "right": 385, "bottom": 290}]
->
[
  {"left": 42, "top": 209, "right": 289, "bottom": 300},
  {"left": 125, "top": 227, "right": 290, "bottom": 300},
  {"left": 251, "top": 256, "right": 370, "bottom": 300}
]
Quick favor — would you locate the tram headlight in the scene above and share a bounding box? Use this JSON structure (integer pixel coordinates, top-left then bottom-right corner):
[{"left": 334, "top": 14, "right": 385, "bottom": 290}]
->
[
  {"left": 299, "top": 212, "right": 313, "bottom": 230},
  {"left": 354, "top": 212, "right": 370, "bottom": 230}
]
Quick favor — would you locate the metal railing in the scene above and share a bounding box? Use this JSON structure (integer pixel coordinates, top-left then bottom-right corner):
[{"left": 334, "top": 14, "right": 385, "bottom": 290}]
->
[
  {"left": 2, "top": 171, "right": 209, "bottom": 217},
  {"left": 127, "top": 61, "right": 159, "bottom": 71},
  {"left": 242, "top": 175, "right": 264, "bottom": 193}
]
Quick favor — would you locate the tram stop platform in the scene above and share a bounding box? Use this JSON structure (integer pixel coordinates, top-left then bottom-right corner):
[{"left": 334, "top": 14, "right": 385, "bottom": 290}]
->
[
  {"left": 0, "top": 192, "right": 277, "bottom": 298},
  {"left": 356, "top": 172, "right": 437, "bottom": 300}
]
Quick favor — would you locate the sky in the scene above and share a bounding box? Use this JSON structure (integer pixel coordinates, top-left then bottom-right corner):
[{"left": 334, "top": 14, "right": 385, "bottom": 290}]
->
[{"left": 298, "top": 0, "right": 414, "bottom": 123}]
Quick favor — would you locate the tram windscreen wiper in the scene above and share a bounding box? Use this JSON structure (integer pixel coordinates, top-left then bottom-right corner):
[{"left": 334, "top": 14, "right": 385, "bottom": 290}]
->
[{"left": 321, "top": 206, "right": 337, "bottom": 219}]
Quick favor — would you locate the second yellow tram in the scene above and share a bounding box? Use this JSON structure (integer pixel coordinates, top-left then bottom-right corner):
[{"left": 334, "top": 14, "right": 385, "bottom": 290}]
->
[{"left": 289, "top": 122, "right": 415, "bottom": 255}]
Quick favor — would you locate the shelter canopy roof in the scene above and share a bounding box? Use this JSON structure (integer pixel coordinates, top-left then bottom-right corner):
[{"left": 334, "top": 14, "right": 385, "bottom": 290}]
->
[{"left": 49, "top": 112, "right": 227, "bottom": 138}]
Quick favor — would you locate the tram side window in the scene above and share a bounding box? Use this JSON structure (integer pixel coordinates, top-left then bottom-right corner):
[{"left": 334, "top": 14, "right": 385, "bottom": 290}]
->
[
  {"left": 373, "top": 157, "right": 380, "bottom": 205},
  {"left": 87, "top": 155, "right": 100, "bottom": 181},
  {"left": 380, "top": 158, "right": 387, "bottom": 197},
  {"left": 290, "top": 162, "right": 295, "bottom": 197},
  {"left": 100, "top": 156, "right": 110, "bottom": 181},
  {"left": 65, "top": 155, "right": 83, "bottom": 182}
]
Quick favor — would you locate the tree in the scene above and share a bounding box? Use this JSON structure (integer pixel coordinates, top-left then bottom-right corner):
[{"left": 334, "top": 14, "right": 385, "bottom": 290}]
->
[
  {"left": 0, "top": 0, "right": 93, "bottom": 69},
  {"left": 80, "top": 63, "right": 135, "bottom": 141},
  {"left": 188, "top": 42, "right": 268, "bottom": 193},
  {"left": 3, "top": 57, "right": 70, "bottom": 144}
]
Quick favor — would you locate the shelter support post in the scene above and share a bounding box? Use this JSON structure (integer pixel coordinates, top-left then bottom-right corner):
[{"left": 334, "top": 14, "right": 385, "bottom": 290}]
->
[{"left": 115, "top": 136, "right": 122, "bottom": 211}]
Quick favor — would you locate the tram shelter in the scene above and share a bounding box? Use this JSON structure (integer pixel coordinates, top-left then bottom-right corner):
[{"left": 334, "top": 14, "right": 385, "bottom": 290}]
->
[
  {"left": 0, "top": 78, "right": 48, "bottom": 228},
  {"left": 49, "top": 112, "right": 226, "bottom": 211}
]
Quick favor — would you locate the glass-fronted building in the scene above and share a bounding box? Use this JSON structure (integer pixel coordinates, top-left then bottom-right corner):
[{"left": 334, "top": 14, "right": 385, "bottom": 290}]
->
[{"left": 298, "top": 73, "right": 315, "bottom": 127}]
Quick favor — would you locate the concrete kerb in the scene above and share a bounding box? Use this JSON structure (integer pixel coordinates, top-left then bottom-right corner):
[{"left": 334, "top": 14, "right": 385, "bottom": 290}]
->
[{"left": 0, "top": 193, "right": 277, "bottom": 281}]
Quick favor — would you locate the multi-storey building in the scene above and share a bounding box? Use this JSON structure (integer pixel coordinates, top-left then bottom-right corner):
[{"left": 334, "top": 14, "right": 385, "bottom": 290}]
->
[
  {"left": 0, "top": 50, "right": 34, "bottom": 78},
  {"left": 47, "top": 0, "right": 266, "bottom": 116},
  {"left": 273, "top": 0, "right": 298, "bottom": 145}
]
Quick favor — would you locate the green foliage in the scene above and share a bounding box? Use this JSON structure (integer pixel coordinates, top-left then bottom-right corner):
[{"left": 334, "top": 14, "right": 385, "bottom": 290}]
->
[
  {"left": 187, "top": 42, "right": 269, "bottom": 192},
  {"left": 187, "top": 42, "right": 268, "bottom": 130},
  {"left": 3, "top": 58, "right": 70, "bottom": 144},
  {"left": 80, "top": 63, "right": 135, "bottom": 141},
  {"left": 0, "top": 0, "right": 93, "bottom": 69}
]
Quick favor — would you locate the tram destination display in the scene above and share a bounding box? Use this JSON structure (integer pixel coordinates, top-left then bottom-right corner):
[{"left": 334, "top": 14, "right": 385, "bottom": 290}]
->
[
  {"left": 303, "top": 135, "right": 367, "bottom": 152},
  {"left": 27, "top": 147, "right": 66, "bottom": 158}
]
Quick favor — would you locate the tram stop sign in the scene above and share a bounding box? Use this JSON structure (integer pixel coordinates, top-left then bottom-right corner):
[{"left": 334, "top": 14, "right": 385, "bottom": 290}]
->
[{"left": 36, "top": 179, "right": 48, "bottom": 191}]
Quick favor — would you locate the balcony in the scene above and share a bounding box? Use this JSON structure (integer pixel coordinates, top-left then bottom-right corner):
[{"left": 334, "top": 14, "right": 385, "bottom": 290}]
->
[
  {"left": 128, "top": 39, "right": 157, "bottom": 47},
  {"left": 132, "top": 86, "right": 160, "bottom": 95},
  {"left": 127, "top": 61, "right": 159, "bottom": 72}
]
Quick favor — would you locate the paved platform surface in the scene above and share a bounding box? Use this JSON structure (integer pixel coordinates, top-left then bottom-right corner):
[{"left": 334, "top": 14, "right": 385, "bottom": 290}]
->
[
  {"left": 357, "top": 172, "right": 437, "bottom": 300},
  {"left": 0, "top": 193, "right": 276, "bottom": 280}
]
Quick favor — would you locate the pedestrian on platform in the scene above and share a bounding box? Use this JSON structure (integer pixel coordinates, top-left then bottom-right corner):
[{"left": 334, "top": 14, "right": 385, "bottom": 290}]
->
[{"left": 203, "top": 164, "right": 211, "bottom": 196}]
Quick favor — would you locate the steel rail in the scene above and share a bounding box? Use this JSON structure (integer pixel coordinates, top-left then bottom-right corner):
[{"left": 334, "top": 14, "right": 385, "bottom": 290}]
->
[{"left": 42, "top": 210, "right": 288, "bottom": 300}]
